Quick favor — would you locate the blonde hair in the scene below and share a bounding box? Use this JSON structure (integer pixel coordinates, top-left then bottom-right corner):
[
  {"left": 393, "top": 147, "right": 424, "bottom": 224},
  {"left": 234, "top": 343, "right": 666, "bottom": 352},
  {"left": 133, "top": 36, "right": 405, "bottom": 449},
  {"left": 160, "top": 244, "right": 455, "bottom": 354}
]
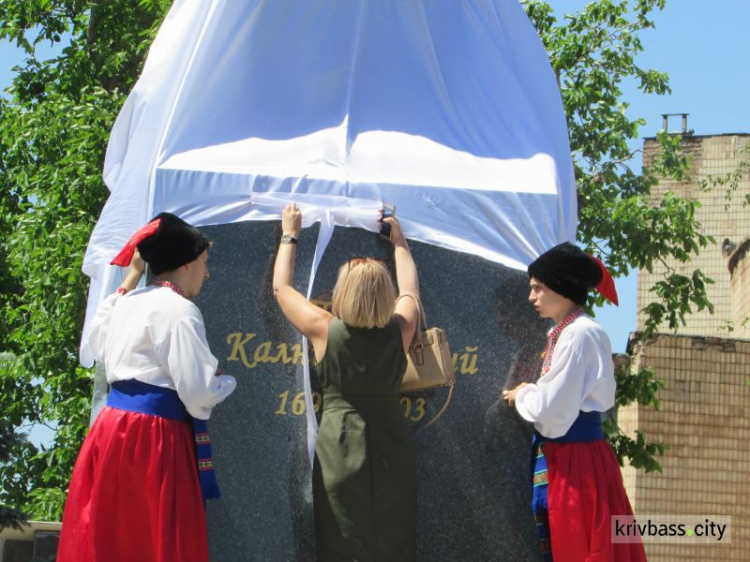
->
[{"left": 331, "top": 259, "right": 396, "bottom": 328}]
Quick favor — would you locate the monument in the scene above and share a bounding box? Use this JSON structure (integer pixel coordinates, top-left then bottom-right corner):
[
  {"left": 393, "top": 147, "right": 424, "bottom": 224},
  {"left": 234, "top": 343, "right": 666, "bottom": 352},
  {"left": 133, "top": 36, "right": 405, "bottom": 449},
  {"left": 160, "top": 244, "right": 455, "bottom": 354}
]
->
[
  {"left": 197, "top": 222, "right": 547, "bottom": 560},
  {"left": 80, "top": 1, "right": 574, "bottom": 560}
]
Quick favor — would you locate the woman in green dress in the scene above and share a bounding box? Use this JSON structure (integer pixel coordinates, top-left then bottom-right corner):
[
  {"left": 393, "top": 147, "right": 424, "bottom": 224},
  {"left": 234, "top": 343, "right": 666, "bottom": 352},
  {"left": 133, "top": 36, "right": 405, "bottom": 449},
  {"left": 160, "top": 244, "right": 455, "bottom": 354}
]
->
[{"left": 273, "top": 203, "right": 420, "bottom": 561}]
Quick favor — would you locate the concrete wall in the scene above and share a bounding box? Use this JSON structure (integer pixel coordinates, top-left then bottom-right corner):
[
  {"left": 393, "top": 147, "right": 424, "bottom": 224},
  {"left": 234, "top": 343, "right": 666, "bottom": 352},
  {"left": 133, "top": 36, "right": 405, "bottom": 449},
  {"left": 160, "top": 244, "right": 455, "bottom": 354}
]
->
[
  {"left": 729, "top": 239, "right": 750, "bottom": 339},
  {"left": 621, "top": 333, "right": 750, "bottom": 560}
]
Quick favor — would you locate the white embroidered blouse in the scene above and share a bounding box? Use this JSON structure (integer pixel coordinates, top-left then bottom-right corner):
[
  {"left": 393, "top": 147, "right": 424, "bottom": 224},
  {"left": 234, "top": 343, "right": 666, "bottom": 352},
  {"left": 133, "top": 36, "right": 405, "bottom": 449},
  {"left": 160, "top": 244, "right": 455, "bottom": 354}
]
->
[
  {"left": 514, "top": 314, "right": 615, "bottom": 439},
  {"left": 88, "top": 285, "right": 236, "bottom": 420}
]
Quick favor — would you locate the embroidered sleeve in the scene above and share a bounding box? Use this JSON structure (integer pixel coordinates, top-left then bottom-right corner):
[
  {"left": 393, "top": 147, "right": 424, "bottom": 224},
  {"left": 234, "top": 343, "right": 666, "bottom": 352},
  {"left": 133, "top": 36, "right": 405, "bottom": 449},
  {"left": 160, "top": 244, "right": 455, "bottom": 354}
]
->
[
  {"left": 156, "top": 307, "right": 237, "bottom": 419},
  {"left": 88, "top": 292, "right": 123, "bottom": 366},
  {"left": 514, "top": 326, "right": 593, "bottom": 438}
]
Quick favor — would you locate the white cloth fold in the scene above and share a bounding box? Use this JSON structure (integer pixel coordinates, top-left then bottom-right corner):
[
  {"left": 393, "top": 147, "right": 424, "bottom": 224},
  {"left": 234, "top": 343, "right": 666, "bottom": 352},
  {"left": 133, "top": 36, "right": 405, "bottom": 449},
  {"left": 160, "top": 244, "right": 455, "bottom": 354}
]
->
[{"left": 82, "top": 0, "right": 575, "bottom": 280}]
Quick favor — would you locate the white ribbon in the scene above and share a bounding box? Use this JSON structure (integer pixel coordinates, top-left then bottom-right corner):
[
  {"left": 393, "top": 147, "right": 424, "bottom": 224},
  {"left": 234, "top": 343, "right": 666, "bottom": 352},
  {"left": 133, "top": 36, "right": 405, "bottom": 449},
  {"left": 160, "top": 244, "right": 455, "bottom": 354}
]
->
[{"left": 250, "top": 192, "right": 383, "bottom": 465}]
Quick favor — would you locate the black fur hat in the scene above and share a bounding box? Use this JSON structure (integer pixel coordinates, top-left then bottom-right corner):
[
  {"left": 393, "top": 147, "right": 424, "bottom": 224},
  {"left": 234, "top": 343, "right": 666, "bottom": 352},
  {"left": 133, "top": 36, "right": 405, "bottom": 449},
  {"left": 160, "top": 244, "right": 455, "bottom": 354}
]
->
[
  {"left": 527, "top": 242, "right": 603, "bottom": 305},
  {"left": 137, "top": 212, "right": 210, "bottom": 275}
]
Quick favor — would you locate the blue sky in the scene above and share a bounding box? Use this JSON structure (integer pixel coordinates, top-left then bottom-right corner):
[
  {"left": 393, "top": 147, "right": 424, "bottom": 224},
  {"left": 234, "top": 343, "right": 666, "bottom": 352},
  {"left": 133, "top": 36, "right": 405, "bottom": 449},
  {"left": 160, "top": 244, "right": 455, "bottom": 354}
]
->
[
  {"left": 1, "top": 0, "right": 749, "bottom": 353},
  {"left": 553, "top": 0, "right": 750, "bottom": 351}
]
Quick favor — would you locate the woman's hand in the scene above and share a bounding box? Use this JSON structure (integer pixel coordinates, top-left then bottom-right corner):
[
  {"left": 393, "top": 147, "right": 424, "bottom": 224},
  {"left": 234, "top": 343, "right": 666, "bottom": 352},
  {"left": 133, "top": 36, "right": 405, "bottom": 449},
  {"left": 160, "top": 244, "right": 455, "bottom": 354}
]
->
[
  {"left": 502, "top": 382, "right": 528, "bottom": 407},
  {"left": 273, "top": 202, "right": 333, "bottom": 362},
  {"left": 383, "top": 217, "right": 406, "bottom": 246},
  {"left": 282, "top": 203, "right": 302, "bottom": 238}
]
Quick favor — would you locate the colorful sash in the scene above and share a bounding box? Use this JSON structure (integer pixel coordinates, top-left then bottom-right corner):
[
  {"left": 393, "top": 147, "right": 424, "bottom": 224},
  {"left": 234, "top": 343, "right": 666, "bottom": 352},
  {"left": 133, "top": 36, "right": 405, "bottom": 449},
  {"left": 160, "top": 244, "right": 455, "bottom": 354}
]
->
[
  {"left": 108, "top": 379, "right": 221, "bottom": 502},
  {"left": 531, "top": 410, "right": 604, "bottom": 561},
  {"left": 530, "top": 432, "right": 552, "bottom": 561},
  {"left": 545, "top": 410, "right": 603, "bottom": 443}
]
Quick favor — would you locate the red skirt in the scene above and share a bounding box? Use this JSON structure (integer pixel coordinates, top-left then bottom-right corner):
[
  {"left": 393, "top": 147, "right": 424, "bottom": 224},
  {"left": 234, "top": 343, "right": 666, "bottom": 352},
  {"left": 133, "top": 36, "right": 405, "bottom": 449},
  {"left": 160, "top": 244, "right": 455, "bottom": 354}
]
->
[
  {"left": 57, "top": 406, "right": 209, "bottom": 562},
  {"left": 545, "top": 440, "right": 647, "bottom": 562}
]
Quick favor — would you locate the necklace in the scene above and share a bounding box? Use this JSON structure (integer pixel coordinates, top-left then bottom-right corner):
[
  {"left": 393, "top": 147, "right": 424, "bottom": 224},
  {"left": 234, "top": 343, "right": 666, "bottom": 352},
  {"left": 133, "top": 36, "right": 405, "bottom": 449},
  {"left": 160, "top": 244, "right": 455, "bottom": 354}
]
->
[
  {"left": 152, "top": 279, "right": 186, "bottom": 298},
  {"left": 540, "top": 307, "right": 584, "bottom": 376}
]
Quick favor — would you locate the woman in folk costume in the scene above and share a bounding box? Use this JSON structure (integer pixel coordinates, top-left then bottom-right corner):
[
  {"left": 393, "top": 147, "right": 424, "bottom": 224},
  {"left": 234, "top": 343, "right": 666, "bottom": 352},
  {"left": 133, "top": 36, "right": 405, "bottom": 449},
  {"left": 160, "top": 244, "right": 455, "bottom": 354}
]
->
[
  {"left": 58, "top": 213, "right": 237, "bottom": 562},
  {"left": 503, "top": 242, "right": 646, "bottom": 562},
  {"left": 272, "top": 203, "right": 420, "bottom": 561}
]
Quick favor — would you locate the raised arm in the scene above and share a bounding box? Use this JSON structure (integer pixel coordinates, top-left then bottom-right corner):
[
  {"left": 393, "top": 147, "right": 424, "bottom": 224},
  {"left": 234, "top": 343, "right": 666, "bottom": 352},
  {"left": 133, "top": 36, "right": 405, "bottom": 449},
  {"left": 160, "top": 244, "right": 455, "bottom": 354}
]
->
[
  {"left": 89, "top": 250, "right": 147, "bottom": 363},
  {"left": 272, "top": 203, "right": 332, "bottom": 361},
  {"left": 119, "top": 249, "right": 146, "bottom": 292},
  {"left": 388, "top": 217, "right": 420, "bottom": 353}
]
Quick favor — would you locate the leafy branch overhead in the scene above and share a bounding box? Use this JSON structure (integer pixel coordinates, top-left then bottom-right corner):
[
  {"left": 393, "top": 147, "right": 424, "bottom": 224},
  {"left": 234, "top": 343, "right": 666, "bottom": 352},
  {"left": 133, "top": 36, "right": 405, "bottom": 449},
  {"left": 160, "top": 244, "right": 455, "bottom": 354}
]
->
[{"left": 525, "top": 1, "right": 712, "bottom": 325}]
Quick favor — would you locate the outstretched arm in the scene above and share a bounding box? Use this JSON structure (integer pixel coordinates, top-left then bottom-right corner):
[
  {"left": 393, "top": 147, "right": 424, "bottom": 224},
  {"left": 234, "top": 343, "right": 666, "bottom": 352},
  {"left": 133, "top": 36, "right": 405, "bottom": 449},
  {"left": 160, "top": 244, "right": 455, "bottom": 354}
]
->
[
  {"left": 272, "top": 203, "right": 332, "bottom": 361},
  {"left": 388, "top": 217, "right": 420, "bottom": 353}
]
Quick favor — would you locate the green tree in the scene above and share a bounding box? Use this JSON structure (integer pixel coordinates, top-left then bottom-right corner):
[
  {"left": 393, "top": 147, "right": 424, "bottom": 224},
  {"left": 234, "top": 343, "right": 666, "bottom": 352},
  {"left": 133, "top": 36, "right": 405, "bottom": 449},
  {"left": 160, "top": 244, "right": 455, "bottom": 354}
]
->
[
  {"left": 1, "top": 396, "right": 29, "bottom": 531},
  {"left": 0, "top": 0, "right": 712, "bottom": 518},
  {"left": 0, "top": 0, "right": 173, "bottom": 521},
  {"left": 525, "top": 0, "right": 715, "bottom": 471}
]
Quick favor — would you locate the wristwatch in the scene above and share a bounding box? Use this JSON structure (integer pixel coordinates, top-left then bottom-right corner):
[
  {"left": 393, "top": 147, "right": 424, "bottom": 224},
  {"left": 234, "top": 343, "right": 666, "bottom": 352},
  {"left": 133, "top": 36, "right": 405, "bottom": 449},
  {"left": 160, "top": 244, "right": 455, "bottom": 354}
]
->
[{"left": 280, "top": 234, "right": 298, "bottom": 245}]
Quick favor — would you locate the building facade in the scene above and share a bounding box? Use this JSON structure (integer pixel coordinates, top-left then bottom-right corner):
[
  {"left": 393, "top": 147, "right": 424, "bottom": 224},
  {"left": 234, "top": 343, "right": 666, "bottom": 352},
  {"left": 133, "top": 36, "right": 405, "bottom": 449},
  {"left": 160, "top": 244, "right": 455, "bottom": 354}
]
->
[
  {"left": 621, "top": 130, "right": 750, "bottom": 560},
  {"left": 636, "top": 132, "right": 750, "bottom": 337}
]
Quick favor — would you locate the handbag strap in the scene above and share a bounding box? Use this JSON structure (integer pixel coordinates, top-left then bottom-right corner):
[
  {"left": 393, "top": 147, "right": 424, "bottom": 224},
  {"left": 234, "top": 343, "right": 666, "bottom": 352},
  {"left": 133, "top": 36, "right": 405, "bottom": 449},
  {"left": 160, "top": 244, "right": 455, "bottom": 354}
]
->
[
  {"left": 422, "top": 383, "right": 454, "bottom": 429},
  {"left": 395, "top": 290, "right": 428, "bottom": 337}
]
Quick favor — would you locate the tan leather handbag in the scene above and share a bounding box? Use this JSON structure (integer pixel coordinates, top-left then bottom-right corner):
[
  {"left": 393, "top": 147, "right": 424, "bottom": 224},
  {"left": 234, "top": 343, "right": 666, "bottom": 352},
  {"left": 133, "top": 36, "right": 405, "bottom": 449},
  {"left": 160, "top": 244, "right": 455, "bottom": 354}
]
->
[{"left": 396, "top": 292, "right": 456, "bottom": 426}]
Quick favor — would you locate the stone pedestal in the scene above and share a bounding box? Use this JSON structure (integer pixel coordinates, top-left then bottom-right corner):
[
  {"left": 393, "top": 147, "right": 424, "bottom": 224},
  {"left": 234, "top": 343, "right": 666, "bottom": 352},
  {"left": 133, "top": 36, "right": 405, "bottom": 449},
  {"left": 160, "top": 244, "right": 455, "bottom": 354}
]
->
[{"left": 197, "top": 221, "right": 546, "bottom": 561}]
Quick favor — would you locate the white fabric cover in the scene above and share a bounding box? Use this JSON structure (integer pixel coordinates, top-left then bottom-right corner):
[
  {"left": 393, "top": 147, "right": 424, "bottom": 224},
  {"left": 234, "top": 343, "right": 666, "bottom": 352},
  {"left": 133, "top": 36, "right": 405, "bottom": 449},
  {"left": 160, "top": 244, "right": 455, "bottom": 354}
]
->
[{"left": 81, "top": 0, "right": 576, "bottom": 366}]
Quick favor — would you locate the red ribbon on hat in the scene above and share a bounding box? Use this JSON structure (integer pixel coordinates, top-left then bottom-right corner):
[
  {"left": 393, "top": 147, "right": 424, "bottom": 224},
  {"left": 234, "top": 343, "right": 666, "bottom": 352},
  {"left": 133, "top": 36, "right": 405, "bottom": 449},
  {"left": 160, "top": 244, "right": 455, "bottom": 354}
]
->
[
  {"left": 587, "top": 254, "right": 619, "bottom": 306},
  {"left": 110, "top": 218, "right": 162, "bottom": 267}
]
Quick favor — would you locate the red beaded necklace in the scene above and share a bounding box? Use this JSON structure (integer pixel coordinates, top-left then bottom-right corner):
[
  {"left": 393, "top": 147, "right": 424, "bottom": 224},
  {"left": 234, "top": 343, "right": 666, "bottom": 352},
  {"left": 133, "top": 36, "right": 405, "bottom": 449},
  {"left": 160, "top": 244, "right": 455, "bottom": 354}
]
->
[
  {"left": 152, "top": 279, "right": 186, "bottom": 298},
  {"left": 539, "top": 307, "right": 585, "bottom": 376}
]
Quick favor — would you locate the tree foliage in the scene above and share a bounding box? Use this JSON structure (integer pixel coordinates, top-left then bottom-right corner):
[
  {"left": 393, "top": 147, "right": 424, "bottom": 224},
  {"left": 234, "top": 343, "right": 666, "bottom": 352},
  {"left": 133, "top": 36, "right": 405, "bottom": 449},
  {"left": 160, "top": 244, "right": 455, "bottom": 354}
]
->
[
  {"left": 0, "top": 0, "right": 713, "bottom": 517},
  {"left": 701, "top": 145, "right": 750, "bottom": 210},
  {"left": 604, "top": 361, "right": 667, "bottom": 473},
  {"left": 0, "top": 367, "right": 29, "bottom": 531},
  {"left": 0, "top": 0, "right": 172, "bottom": 521},
  {"left": 525, "top": 0, "right": 717, "bottom": 472},
  {"left": 524, "top": 0, "right": 712, "bottom": 329}
]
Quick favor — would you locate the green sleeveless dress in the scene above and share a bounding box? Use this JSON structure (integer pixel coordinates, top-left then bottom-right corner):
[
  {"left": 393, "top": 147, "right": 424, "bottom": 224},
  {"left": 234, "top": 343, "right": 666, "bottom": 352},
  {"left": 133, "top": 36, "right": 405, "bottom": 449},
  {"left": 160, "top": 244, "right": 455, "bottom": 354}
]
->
[{"left": 313, "top": 317, "right": 416, "bottom": 562}]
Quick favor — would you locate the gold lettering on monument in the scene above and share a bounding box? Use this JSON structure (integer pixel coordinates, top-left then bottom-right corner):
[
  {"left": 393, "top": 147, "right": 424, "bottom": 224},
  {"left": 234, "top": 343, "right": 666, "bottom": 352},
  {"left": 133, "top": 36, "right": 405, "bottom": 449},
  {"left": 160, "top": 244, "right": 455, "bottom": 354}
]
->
[
  {"left": 227, "top": 332, "right": 479, "bottom": 375},
  {"left": 226, "top": 332, "right": 257, "bottom": 366},
  {"left": 226, "top": 333, "right": 306, "bottom": 369},
  {"left": 272, "top": 388, "right": 427, "bottom": 421},
  {"left": 452, "top": 346, "right": 479, "bottom": 375}
]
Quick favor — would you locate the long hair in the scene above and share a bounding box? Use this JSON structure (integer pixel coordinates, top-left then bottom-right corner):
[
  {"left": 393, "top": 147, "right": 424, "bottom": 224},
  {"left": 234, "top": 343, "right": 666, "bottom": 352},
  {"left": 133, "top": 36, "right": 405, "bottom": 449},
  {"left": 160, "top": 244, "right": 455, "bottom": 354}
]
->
[{"left": 331, "top": 259, "right": 396, "bottom": 328}]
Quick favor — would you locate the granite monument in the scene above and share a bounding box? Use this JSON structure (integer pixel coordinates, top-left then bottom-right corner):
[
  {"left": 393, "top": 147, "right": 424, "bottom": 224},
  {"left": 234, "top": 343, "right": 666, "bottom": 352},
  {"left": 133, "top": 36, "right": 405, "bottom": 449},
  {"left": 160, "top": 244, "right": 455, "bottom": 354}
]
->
[{"left": 196, "top": 221, "right": 548, "bottom": 561}]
